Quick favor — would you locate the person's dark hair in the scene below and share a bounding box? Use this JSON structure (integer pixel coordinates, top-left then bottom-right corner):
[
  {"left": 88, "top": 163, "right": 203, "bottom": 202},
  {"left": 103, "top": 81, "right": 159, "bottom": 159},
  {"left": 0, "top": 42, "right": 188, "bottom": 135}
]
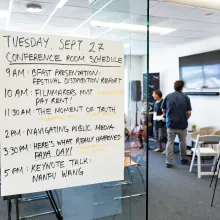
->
[
  {"left": 174, "top": 80, "right": 184, "bottom": 91},
  {"left": 153, "top": 90, "right": 162, "bottom": 98}
]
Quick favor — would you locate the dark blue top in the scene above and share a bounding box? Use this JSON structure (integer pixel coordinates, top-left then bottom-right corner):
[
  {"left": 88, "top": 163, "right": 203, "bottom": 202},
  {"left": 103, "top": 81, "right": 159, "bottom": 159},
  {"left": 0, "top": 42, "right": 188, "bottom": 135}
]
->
[
  {"left": 154, "top": 100, "right": 166, "bottom": 129},
  {"left": 161, "top": 91, "right": 192, "bottom": 130}
]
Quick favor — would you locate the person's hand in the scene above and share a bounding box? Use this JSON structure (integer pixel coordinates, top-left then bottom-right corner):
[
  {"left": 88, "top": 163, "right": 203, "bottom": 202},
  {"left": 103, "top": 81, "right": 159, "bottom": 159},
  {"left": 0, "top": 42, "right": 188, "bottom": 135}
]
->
[{"left": 161, "top": 115, "right": 166, "bottom": 122}]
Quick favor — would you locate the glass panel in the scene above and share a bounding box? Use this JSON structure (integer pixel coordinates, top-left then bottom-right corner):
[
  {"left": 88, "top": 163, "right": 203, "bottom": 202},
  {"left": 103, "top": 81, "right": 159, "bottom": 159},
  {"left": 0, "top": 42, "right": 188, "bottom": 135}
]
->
[
  {"left": 148, "top": 1, "right": 220, "bottom": 219},
  {"left": 0, "top": 0, "right": 149, "bottom": 219}
]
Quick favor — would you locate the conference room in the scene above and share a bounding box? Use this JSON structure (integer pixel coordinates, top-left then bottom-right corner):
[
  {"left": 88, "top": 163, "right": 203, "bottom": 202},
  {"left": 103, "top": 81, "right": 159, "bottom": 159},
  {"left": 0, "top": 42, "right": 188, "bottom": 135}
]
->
[{"left": 0, "top": 0, "right": 220, "bottom": 220}]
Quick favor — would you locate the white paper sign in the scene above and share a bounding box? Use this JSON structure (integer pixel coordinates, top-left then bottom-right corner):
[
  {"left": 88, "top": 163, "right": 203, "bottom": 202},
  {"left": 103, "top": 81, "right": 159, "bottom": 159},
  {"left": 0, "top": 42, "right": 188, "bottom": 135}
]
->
[{"left": 0, "top": 31, "right": 124, "bottom": 196}]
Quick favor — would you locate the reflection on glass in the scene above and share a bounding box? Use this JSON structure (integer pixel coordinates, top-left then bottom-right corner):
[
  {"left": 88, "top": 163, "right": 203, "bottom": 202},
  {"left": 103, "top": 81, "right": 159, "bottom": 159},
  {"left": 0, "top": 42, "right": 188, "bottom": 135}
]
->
[
  {"left": 180, "top": 66, "right": 204, "bottom": 88},
  {"left": 180, "top": 65, "right": 220, "bottom": 89},
  {"left": 0, "top": 0, "right": 148, "bottom": 219},
  {"left": 203, "top": 64, "right": 220, "bottom": 88}
]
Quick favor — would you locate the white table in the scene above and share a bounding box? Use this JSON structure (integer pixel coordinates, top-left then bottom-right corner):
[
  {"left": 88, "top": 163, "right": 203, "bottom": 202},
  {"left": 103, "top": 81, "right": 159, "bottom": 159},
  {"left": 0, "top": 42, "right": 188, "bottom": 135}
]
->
[
  {"left": 174, "top": 131, "right": 194, "bottom": 155},
  {"left": 174, "top": 131, "right": 193, "bottom": 147}
]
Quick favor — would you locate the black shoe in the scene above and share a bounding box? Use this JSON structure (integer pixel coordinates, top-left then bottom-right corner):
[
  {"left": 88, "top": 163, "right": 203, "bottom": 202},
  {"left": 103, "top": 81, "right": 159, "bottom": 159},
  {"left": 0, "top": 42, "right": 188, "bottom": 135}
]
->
[
  {"left": 166, "top": 164, "right": 172, "bottom": 168},
  {"left": 181, "top": 159, "right": 189, "bottom": 165}
]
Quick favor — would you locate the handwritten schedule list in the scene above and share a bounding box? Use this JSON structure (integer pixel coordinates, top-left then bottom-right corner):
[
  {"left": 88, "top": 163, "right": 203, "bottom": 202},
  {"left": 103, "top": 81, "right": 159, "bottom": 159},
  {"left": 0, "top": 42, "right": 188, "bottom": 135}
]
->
[{"left": 0, "top": 31, "right": 124, "bottom": 196}]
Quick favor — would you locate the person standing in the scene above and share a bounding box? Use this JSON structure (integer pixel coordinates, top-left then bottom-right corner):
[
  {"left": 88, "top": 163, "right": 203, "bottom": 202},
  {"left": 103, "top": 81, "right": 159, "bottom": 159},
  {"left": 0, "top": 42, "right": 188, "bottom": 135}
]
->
[
  {"left": 151, "top": 90, "right": 167, "bottom": 155},
  {"left": 138, "top": 100, "right": 152, "bottom": 149},
  {"left": 138, "top": 100, "right": 148, "bottom": 149},
  {"left": 161, "top": 80, "right": 192, "bottom": 168}
]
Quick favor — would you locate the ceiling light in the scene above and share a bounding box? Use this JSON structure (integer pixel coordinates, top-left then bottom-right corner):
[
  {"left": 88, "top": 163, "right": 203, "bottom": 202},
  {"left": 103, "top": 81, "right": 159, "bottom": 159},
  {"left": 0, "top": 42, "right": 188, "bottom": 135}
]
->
[
  {"left": 165, "top": 0, "right": 220, "bottom": 10},
  {"left": 26, "top": 3, "right": 42, "bottom": 13},
  {"left": 150, "top": 26, "right": 176, "bottom": 35},
  {"left": 122, "top": 35, "right": 130, "bottom": 40},
  {"left": 0, "top": 10, "right": 9, "bottom": 18},
  {"left": 70, "top": 0, "right": 114, "bottom": 35},
  {"left": 90, "top": 21, "right": 176, "bottom": 35},
  {"left": 89, "top": 0, "right": 99, "bottom": 5},
  {"left": 39, "top": 0, "right": 68, "bottom": 33},
  {"left": 6, "top": 0, "right": 13, "bottom": 30},
  {"left": 56, "top": 0, "right": 68, "bottom": 8},
  {"left": 94, "top": 19, "right": 128, "bottom": 38},
  {"left": 39, "top": 8, "right": 57, "bottom": 32}
]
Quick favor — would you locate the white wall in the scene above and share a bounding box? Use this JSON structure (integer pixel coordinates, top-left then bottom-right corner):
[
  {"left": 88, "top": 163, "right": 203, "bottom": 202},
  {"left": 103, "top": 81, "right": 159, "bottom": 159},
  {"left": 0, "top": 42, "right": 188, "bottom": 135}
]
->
[
  {"left": 124, "top": 55, "right": 143, "bottom": 130},
  {"left": 142, "top": 36, "right": 220, "bottom": 130}
]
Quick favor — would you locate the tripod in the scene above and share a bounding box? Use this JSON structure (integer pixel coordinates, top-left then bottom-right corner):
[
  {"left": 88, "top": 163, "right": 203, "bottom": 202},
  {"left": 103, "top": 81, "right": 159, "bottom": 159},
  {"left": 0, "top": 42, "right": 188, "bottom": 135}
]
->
[
  {"left": 210, "top": 154, "right": 220, "bottom": 206},
  {"left": 131, "top": 101, "right": 139, "bottom": 136}
]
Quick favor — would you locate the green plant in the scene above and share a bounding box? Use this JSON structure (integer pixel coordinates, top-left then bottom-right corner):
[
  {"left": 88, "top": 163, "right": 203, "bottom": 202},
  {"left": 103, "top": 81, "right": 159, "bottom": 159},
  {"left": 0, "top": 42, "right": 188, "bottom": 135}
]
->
[{"left": 192, "top": 124, "right": 196, "bottom": 130}]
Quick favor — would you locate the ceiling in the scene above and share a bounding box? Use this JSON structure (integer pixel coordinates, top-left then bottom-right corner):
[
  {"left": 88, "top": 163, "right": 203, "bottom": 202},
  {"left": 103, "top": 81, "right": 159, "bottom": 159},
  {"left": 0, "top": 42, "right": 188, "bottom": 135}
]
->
[{"left": 1, "top": 0, "right": 220, "bottom": 55}]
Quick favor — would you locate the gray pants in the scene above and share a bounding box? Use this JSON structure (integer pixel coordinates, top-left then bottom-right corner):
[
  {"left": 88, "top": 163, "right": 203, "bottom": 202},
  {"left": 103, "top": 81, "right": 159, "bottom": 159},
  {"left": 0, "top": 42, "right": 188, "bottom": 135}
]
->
[{"left": 166, "top": 128, "right": 187, "bottom": 164}]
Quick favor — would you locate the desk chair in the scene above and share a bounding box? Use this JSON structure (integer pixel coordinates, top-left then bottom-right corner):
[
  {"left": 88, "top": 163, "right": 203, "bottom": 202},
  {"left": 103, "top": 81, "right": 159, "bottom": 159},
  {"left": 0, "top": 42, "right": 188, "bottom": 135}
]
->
[
  {"left": 213, "top": 130, "right": 220, "bottom": 135},
  {"left": 114, "top": 155, "right": 145, "bottom": 200},
  {"left": 189, "top": 135, "right": 220, "bottom": 178},
  {"left": 3, "top": 191, "right": 62, "bottom": 220},
  {"left": 191, "top": 127, "right": 219, "bottom": 147},
  {"left": 209, "top": 131, "right": 220, "bottom": 206},
  {"left": 2, "top": 192, "right": 62, "bottom": 220},
  {"left": 210, "top": 152, "right": 220, "bottom": 206},
  {"left": 200, "top": 127, "right": 219, "bottom": 135},
  {"left": 103, "top": 150, "right": 145, "bottom": 200}
]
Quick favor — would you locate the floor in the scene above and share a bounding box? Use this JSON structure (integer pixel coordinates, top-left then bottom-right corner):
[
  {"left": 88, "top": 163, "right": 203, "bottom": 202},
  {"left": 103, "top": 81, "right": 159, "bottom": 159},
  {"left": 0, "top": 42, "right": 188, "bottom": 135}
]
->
[
  {"left": 1, "top": 142, "right": 220, "bottom": 220},
  {"left": 149, "top": 147, "right": 220, "bottom": 220}
]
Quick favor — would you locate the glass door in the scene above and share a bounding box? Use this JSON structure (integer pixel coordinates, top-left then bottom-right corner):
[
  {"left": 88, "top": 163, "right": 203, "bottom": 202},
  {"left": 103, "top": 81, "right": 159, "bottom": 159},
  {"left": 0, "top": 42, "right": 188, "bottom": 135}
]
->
[{"left": 0, "top": 0, "right": 149, "bottom": 219}]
